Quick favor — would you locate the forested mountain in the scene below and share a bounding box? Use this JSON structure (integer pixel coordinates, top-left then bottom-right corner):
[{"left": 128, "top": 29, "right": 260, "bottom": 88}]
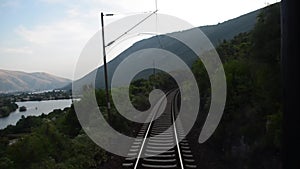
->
[
  {"left": 189, "top": 3, "right": 281, "bottom": 168},
  {"left": 66, "top": 7, "right": 261, "bottom": 91}
]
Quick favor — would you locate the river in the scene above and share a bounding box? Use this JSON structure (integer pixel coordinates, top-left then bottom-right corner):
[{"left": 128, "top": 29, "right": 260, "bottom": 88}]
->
[{"left": 0, "top": 99, "right": 72, "bottom": 129}]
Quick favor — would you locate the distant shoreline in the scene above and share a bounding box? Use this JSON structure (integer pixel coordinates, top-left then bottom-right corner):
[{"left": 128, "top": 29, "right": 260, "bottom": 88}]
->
[{"left": 0, "top": 90, "right": 72, "bottom": 118}]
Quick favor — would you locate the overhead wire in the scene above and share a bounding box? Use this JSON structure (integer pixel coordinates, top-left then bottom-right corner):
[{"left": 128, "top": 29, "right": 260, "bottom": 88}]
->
[{"left": 105, "top": 10, "right": 158, "bottom": 47}]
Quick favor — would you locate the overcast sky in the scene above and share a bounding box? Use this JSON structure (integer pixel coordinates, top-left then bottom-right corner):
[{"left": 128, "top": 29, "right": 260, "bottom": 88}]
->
[{"left": 0, "top": 0, "right": 279, "bottom": 79}]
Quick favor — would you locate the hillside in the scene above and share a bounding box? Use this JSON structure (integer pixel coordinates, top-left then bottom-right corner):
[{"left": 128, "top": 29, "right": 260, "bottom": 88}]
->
[
  {"left": 68, "top": 6, "right": 261, "bottom": 92},
  {"left": 0, "top": 69, "right": 71, "bottom": 93},
  {"left": 200, "top": 9, "right": 260, "bottom": 45}
]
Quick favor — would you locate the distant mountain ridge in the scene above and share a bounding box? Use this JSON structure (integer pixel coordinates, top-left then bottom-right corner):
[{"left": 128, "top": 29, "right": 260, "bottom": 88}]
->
[
  {"left": 66, "top": 6, "right": 264, "bottom": 92},
  {"left": 0, "top": 69, "right": 71, "bottom": 93}
]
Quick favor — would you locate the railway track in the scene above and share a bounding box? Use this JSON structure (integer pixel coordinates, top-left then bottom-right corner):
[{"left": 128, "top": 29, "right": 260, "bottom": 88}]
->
[{"left": 123, "top": 89, "right": 197, "bottom": 169}]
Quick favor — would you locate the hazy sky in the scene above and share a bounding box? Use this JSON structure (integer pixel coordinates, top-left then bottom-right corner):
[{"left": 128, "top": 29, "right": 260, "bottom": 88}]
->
[{"left": 0, "top": 0, "right": 279, "bottom": 79}]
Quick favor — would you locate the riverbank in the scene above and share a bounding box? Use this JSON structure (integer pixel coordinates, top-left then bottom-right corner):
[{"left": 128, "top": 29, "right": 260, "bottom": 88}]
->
[
  {"left": 0, "top": 99, "right": 114, "bottom": 169},
  {"left": 9, "top": 90, "right": 71, "bottom": 102},
  {"left": 0, "top": 99, "right": 72, "bottom": 129},
  {"left": 0, "top": 90, "right": 71, "bottom": 118}
]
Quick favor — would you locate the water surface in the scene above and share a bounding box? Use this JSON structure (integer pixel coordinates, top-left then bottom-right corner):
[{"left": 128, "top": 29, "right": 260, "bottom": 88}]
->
[{"left": 0, "top": 99, "right": 72, "bottom": 129}]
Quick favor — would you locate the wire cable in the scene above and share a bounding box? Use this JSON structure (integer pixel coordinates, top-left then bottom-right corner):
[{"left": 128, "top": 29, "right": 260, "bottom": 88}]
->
[{"left": 105, "top": 10, "right": 158, "bottom": 47}]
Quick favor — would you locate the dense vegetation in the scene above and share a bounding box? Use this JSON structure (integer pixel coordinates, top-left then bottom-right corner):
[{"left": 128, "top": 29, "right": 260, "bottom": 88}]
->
[
  {"left": 0, "top": 79, "right": 157, "bottom": 169},
  {"left": 0, "top": 107, "right": 105, "bottom": 169},
  {"left": 190, "top": 3, "right": 281, "bottom": 169},
  {"left": 0, "top": 98, "right": 18, "bottom": 118}
]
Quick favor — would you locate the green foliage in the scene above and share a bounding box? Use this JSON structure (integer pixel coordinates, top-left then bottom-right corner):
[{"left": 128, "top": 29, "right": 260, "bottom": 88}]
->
[
  {"left": 127, "top": 72, "right": 177, "bottom": 111},
  {"left": 149, "top": 72, "right": 177, "bottom": 91},
  {"left": 266, "top": 110, "right": 282, "bottom": 148},
  {"left": 252, "top": 3, "right": 281, "bottom": 63},
  {"left": 192, "top": 60, "right": 210, "bottom": 93},
  {"left": 2, "top": 116, "right": 44, "bottom": 134},
  {"left": 57, "top": 106, "right": 82, "bottom": 138},
  {"left": 129, "top": 79, "right": 152, "bottom": 111},
  {"left": 0, "top": 98, "right": 18, "bottom": 118},
  {"left": 192, "top": 3, "right": 281, "bottom": 168},
  {"left": 217, "top": 32, "right": 252, "bottom": 62},
  {"left": 0, "top": 104, "right": 108, "bottom": 169},
  {"left": 0, "top": 157, "right": 14, "bottom": 169}
]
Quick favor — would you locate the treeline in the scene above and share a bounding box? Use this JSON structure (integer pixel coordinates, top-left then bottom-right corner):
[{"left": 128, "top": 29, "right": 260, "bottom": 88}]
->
[
  {"left": 0, "top": 98, "right": 18, "bottom": 118},
  {"left": 190, "top": 3, "right": 281, "bottom": 169}
]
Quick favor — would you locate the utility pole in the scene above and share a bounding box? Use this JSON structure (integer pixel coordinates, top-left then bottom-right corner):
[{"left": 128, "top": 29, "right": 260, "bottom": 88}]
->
[
  {"left": 101, "top": 12, "right": 112, "bottom": 123},
  {"left": 153, "top": 60, "right": 156, "bottom": 89},
  {"left": 99, "top": 10, "right": 157, "bottom": 123}
]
